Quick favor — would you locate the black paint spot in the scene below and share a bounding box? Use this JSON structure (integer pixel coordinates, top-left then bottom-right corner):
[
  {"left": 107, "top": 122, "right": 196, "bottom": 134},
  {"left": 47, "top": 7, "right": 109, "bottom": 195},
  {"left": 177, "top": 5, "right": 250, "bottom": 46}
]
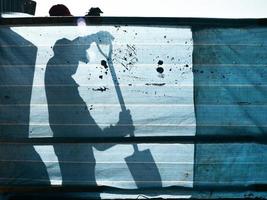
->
[
  {"left": 238, "top": 102, "right": 251, "bottom": 105},
  {"left": 99, "top": 75, "right": 103, "bottom": 79},
  {"left": 145, "top": 83, "right": 166, "bottom": 86},
  {"left": 158, "top": 60, "right": 163, "bottom": 65},
  {"left": 185, "top": 64, "right": 189, "bottom": 68},
  {"left": 92, "top": 87, "right": 109, "bottom": 92},
  {"left": 4, "top": 95, "right": 10, "bottom": 99},
  {"left": 156, "top": 67, "right": 164, "bottom": 74},
  {"left": 101, "top": 60, "right": 108, "bottom": 69}
]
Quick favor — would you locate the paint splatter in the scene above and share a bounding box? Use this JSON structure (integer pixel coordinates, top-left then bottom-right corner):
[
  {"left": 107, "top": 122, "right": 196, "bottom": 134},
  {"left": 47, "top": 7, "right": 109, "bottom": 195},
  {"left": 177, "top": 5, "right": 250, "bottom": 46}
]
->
[
  {"left": 156, "top": 67, "right": 164, "bottom": 74},
  {"left": 113, "top": 44, "right": 138, "bottom": 70},
  {"left": 145, "top": 83, "right": 166, "bottom": 86},
  {"left": 158, "top": 60, "right": 164, "bottom": 65},
  {"left": 92, "top": 87, "right": 109, "bottom": 92},
  {"left": 101, "top": 60, "right": 108, "bottom": 69}
]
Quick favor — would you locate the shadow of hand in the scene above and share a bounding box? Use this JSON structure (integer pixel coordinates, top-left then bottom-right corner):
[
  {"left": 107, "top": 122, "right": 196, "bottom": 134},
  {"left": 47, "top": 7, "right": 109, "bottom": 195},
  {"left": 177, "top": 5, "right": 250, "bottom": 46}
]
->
[
  {"left": 118, "top": 109, "right": 135, "bottom": 136},
  {"left": 96, "top": 31, "right": 114, "bottom": 45}
]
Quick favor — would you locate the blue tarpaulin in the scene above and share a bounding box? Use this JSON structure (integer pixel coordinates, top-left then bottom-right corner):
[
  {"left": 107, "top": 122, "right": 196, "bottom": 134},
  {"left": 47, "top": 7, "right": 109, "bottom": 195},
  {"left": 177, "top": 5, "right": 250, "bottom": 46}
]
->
[{"left": 0, "top": 17, "right": 266, "bottom": 199}]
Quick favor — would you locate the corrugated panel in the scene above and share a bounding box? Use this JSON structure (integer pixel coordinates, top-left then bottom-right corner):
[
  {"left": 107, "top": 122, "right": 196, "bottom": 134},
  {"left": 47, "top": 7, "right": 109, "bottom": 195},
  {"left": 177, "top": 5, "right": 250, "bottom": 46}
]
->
[
  {"left": 193, "top": 27, "right": 267, "bottom": 196},
  {"left": 0, "top": 17, "right": 267, "bottom": 199},
  {"left": 0, "top": 23, "right": 195, "bottom": 199}
]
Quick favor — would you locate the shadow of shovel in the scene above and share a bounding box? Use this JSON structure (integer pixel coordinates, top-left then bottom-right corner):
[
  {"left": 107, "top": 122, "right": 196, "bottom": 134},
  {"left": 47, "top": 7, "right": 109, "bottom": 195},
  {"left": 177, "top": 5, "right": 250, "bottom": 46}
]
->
[{"left": 96, "top": 36, "right": 162, "bottom": 188}]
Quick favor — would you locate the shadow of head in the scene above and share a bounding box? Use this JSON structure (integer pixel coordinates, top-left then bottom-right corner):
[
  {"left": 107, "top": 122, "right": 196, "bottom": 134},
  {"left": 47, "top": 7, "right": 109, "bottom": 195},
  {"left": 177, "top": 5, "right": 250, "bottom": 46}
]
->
[
  {"left": 85, "top": 7, "right": 103, "bottom": 16},
  {"left": 49, "top": 4, "right": 72, "bottom": 16},
  {"left": 53, "top": 38, "right": 90, "bottom": 64}
]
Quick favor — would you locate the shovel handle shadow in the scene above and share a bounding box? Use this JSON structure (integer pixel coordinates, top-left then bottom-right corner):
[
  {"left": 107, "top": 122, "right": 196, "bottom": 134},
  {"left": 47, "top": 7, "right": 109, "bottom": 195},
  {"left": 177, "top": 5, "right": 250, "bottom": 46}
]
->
[{"left": 97, "top": 42, "right": 162, "bottom": 189}]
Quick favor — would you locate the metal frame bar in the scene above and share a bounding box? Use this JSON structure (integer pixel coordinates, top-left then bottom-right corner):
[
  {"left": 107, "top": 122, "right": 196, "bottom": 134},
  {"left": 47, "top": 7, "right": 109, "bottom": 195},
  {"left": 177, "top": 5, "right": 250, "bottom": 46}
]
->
[
  {"left": 0, "top": 16, "right": 267, "bottom": 28},
  {"left": 0, "top": 135, "right": 266, "bottom": 144}
]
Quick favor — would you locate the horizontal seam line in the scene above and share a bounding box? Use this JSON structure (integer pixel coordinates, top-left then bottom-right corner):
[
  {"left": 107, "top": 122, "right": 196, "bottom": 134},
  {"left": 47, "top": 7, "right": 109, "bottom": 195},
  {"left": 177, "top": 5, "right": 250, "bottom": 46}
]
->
[
  {"left": 1, "top": 104, "right": 267, "bottom": 107},
  {"left": 2, "top": 84, "right": 267, "bottom": 87}
]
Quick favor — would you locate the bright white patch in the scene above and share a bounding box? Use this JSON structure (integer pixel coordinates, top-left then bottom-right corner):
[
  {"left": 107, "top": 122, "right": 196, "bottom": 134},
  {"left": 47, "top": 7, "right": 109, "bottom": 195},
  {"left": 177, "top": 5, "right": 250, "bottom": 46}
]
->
[
  {"left": 33, "top": 146, "right": 62, "bottom": 185},
  {"left": 77, "top": 18, "right": 87, "bottom": 36},
  {"left": 33, "top": 0, "right": 267, "bottom": 18}
]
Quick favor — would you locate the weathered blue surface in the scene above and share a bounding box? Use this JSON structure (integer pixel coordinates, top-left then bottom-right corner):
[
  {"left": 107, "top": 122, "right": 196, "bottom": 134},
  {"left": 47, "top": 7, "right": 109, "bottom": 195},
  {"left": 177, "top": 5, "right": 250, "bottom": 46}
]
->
[
  {"left": 193, "top": 28, "right": 267, "bottom": 197},
  {"left": 0, "top": 19, "right": 267, "bottom": 199}
]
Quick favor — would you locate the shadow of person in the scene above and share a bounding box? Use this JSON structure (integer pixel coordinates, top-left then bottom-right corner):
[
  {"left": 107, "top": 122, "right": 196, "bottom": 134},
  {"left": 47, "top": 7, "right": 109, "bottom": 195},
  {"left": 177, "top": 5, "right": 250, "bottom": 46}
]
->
[
  {"left": 49, "top": 4, "right": 72, "bottom": 16},
  {"left": 85, "top": 7, "right": 103, "bottom": 16},
  {"left": 0, "top": 27, "right": 50, "bottom": 186},
  {"left": 45, "top": 32, "right": 135, "bottom": 193},
  {"left": 96, "top": 40, "right": 163, "bottom": 189}
]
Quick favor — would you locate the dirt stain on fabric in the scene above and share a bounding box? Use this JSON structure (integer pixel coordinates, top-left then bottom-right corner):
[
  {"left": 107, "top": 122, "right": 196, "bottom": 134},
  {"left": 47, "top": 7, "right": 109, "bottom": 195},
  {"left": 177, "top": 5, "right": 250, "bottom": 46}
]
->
[
  {"left": 145, "top": 83, "right": 166, "bottom": 86},
  {"left": 92, "top": 87, "right": 109, "bottom": 92}
]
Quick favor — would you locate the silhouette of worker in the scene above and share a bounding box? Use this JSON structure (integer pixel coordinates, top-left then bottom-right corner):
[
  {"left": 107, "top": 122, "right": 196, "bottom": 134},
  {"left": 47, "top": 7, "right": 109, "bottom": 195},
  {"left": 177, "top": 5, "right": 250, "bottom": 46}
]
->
[
  {"left": 49, "top": 4, "right": 72, "bottom": 16},
  {"left": 45, "top": 31, "right": 134, "bottom": 189},
  {"left": 85, "top": 7, "right": 103, "bottom": 16}
]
